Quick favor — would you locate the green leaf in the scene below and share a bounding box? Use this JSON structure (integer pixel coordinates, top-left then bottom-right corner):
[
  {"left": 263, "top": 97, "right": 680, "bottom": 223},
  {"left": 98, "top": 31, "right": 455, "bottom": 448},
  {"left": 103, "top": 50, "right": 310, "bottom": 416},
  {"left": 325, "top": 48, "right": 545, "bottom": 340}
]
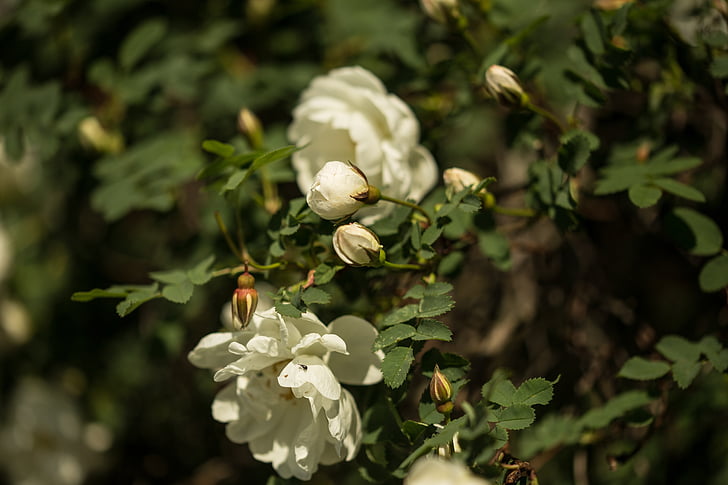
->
[
  {"left": 403, "top": 285, "right": 425, "bottom": 299},
  {"left": 671, "top": 361, "right": 702, "bottom": 389},
  {"left": 410, "top": 221, "right": 421, "bottom": 250},
  {"left": 618, "top": 356, "right": 671, "bottom": 380},
  {"left": 594, "top": 169, "right": 646, "bottom": 195},
  {"left": 628, "top": 184, "right": 662, "bottom": 208},
  {"left": 651, "top": 178, "right": 705, "bottom": 202},
  {"left": 581, "top": 11, "right": 605, "bottom": 55},
  {"left": 492, "top": 404, "right": 535, "bottom": 430},
  {"left": 483, "top": 379, "right": 517, "bottom": 407},
  {"left": 656, "top": 335, "right": 701, "bottom": 363},
  {"left": 71, "top": 288, "right": 128, "bottom": 302},
  {"left": 421, "top": 225, "right": 443, "bottom": 246},
  {"left": 372, "top": 324, "right": 417, "bottom": 350},
  {"left": 119, "top": 19, "right": 167, "bottom": 70},
  {"left": 275, "top": 302, "right": 302, "bottom": 318},
  {"left": 418, "top": 294, "right": 454, "bottom": 318},
  {"left": 665, "top": 208, "right": 723, "bottom": 256},
  {"left": 162, "top": 280, "right": 194, "bottom": 303},
  {"left": 149, "top": 269, "right": 187, "bottom": 285},
  {"left": 710, "top": 56, "right": 728, "bottom": 78},
  {"left": 301, "top": 287, "right": 331, "bottom": 306},
  {"left": 381, "top": 304, "right": 419, "bottom": 326},
  {"left": 578, "top": 390, "right": 653, "bottom": 429},
  {"left": 413, "top": 319, "right": 452, "bottom": 342},
  {"left": 220, "top": 145, "right": 298, "bottom": 192},
  {"left": 401, "top": 420, "right": 429, "bottom": 443},
  {"left": 512, "top": 378, "right": 554, "bottom": 406},
  {"left": 699, "top": 336, "right": 728, "bottom": 372},
  {"left": 201, "top": 139, "right": 235, "bottom": 158},
  {"left": 313, "top": 264, "right": 337, "bottom": 285},
  {"left": 558, "top": 129, "right": 600, "bottom": 174},
  {"left": 699, "top": 254, "right": 728, "bottom": 292},
  {"left": 646, "top": 157, "right": 702, "bottom": 175},
  {"left": 478, "top": 229, "right": 511, "bottom": 270},
  {"left": 424, "top": 282, "right": 454, "bottom": 296},
  {"left": 382, "top": 346, "right": 414, "bottom": 388},
  {"left": 187, "top": 256, "right": 215, "bottom": 285},
  {"left": 116, "top": 286, "right": 161, "bottom": 317}
]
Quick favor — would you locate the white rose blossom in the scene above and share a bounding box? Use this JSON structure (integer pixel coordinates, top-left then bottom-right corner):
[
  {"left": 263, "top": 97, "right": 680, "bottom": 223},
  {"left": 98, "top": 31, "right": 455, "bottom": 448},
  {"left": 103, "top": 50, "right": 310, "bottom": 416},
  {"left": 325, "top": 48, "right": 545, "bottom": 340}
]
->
[
  {"left": 307, "top": 160, "right": 371, "bottom": 220},
  {"left": 288, "top": 66, "right": 438, "bottom": 224},
  {"left": 188, "top": 307, "right": 384, "bottom": 480},
  {"left": 404, "top": 456, "right": 492, "bottom": 485},
  {"left": 442, "top": 168, "right": 481, "bottom": 198}
]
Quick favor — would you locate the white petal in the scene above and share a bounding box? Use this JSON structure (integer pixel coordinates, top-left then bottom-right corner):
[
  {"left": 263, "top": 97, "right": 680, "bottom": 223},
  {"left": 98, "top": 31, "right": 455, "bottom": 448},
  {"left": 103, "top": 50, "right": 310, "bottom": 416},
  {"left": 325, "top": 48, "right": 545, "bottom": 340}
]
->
[
  {"left": 406, "top": 145, "right": 438, "bottom": 203},
  {"left": 211, "top": 382, "right": 239, "bottom": 423},
  {"left": 278, "top": 355, "right": 341, "bottom": 401},
  {"left": 213, "top": 353, "right": 283, "bottom": 382},
  {"left": 326, "top": 316, "right": 383, "bottom": 385},
  {"left": 291, "top": 333, "right": 348, "bottom": 357},
  {"left": 187, "top": 332, "right": 238, "bottom": 370}
]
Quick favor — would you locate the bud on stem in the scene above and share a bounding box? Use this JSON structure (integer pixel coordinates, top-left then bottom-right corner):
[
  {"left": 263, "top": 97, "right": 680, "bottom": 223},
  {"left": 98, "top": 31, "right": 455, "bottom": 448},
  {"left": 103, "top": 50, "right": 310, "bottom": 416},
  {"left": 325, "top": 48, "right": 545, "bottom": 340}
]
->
[
  {"left": 232, "top": 272, "right": 259, "bottom": 330},
  {"left": 429, "top": 365, "right": 454, "bottom": 415}
]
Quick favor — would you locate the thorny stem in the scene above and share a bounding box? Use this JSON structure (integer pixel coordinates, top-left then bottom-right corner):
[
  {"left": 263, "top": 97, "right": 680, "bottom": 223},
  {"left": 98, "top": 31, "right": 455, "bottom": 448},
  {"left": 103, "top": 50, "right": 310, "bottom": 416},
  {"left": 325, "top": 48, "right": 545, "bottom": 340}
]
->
[{"left": 379, "top": 194, "right": 432, "bottom": 224}]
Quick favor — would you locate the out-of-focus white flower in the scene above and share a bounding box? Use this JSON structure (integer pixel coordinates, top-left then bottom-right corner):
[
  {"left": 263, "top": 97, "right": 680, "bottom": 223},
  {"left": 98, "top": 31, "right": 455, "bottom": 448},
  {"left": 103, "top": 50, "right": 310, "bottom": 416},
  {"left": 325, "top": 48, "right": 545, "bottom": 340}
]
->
[
  {"left": 420, "top": 0, "right": 460, "bottom": 24},
  {"left": 333, "top": 223, "right": 383, "bottom": 266},
  {"left": 288, "top": 66, "right": 438, "bottom": 224},
  {"left": 189, "top": 307, "right": 384, "bottom": 480},
  {"left": 0, "top": 378, "right": 107, "bottom": 485},
  {"left": 77, "top": 116, "right": 124, "bottom": 154},
  {"left": 404, "top": 456, "right": 492, "bottom": 485},
  {"left": 0, "top": 298, "right": 32, "bottom": 347},
  {"left": 484, "top": 65, "right": 528, "bottom": 108},
  {"left": 307, "top": 161, "right": 372, "bottom": 220}
]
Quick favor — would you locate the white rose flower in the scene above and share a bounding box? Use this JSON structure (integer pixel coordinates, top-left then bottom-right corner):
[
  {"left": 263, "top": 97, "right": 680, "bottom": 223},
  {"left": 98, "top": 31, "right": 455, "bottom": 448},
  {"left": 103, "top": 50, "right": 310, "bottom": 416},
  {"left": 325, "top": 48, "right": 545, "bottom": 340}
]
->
[
  {"left": 188, "top": 307, "right": 384, "bottom": 480},
  {"left": 288, "top": 66, "right": 438, "bottom": 224},
  {"left": 307, "top": 161, "right": 371, "bottom": 220},
  {"left": 333, "top": 223, "right": 383, "bottom": 266},
  {"left": 404, "top": 456, "right": 492, "bottom": 485}
]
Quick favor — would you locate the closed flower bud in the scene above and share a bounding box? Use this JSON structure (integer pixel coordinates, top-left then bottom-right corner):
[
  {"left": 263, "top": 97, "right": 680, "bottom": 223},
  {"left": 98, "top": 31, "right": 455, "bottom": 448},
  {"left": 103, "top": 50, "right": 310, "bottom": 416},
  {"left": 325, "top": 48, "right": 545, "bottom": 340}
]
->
[
  {"left": 333, "top": 223, "right": 384, "bottom": 267},
  {"left": 238, "top": 108, "right": 264, "bottom": 149},
  {"left": 429, "top": 365, "right": 454, "bottom": 414},
  {"left": 484, "top": 65, "right": 528, "bottom": 108},
  {"left": 443, "top": 167, "right": 481, "bottom": 199},
  {"left": 231, "top": 272, "right": 258, "bottom": 330},
  {"left": 78, "top": 116, "right": 124, "bottom": 154},
  {"left": 420, "top": 0, "right": 460, "bottom": 24},
  {"left": 307, "top": 161, "right": 379, "bottom": 220}
]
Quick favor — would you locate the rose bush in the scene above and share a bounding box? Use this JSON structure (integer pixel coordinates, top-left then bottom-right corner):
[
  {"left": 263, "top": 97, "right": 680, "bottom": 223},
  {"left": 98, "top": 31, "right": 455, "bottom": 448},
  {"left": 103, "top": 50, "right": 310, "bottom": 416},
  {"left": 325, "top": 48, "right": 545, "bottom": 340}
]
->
[
  {"left": 188, "top": 307, "right": 383, "bottom": 480},
  {"left": 288, "top": 66, "right": 438, "bottom": 223}
]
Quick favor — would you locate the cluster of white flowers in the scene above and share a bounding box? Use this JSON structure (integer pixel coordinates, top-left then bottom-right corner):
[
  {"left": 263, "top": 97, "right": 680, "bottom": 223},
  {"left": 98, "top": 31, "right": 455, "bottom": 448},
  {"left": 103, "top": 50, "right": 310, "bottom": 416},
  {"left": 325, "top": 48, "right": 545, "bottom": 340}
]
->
[
  {"left": 288, "top": 66, "right": 438, "bottom": 224},
  {"left": 189, "top": 307, "right": 383, "bottom": 480}
]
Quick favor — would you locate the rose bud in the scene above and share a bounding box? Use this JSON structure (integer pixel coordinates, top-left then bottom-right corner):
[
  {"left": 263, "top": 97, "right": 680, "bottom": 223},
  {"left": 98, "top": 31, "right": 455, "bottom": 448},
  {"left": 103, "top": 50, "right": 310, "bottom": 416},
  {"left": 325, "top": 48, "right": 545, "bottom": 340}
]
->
[
  {"left": 333, "top": 223, "right": 384, "bottom": 267},
  {"left": 484, "top": 65, "right": 529, "bottom": 108},
  {"left": 307, "top": 161, "right": 379, "bottom": 220},
  {"left": 237, "top": 108, "right": 264, "bottom": 149},
  {"left": 231, "top": 272, "right": 258, "bottom": 330},
  {"left": 420, "top": 0, "right": 460, "bottom": 25},
  {"left": 443, "top": 167, "right": 481, "bottom": 198},
  {"left": 429, "top": 365, "right": 454, "bottom": 415}
]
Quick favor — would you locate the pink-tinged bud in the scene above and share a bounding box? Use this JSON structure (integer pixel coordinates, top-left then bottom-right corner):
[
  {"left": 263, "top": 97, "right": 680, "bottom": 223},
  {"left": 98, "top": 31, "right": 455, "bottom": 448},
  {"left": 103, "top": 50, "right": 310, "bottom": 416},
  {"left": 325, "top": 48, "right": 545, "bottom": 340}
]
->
[
  {"left": 231, "top": 272, "right": 258, "bottom": 330},
  {"left": 429, "top": 365, "right": 454, "bottom": 414}
]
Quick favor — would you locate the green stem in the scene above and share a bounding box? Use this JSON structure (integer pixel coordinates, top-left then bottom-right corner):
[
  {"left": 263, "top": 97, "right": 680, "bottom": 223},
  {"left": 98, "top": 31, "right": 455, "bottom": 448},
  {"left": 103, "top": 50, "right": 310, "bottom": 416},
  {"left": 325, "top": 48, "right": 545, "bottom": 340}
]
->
[
  {"left": 379, "top": 194, "right": 432, "bottom": 224},
  {"left": 383, "top": 260, "right": 423, "bottom": 271},
  {"left": 493, "top": 205, "right": 537, "bottom": 218},
  {"left": 249, "top": 260, "right": 285, "bottom": 271},
  {"left": 215, "top": 211, "right": 243, "bottom": 261},
  {"left": 385, "top": 393, "right": 405, "bottom": 429},
  {"left": 525, "top": 102, "right": 568, "bottom": 134}
]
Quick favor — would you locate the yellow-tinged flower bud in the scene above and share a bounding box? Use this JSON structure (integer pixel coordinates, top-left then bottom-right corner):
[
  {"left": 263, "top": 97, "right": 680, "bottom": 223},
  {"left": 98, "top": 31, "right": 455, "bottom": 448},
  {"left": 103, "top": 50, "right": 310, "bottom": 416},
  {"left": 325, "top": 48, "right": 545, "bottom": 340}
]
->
[
  {"left": 78, "top": 116, "right": 124, "bottom": 154},
  {"left": 484, "top": 65, "right": 529, "bottom": 108},
  {"left": 231, "top": 272, "right": 258, "bottom": 330},
  {"left": 238, "top": 108, "right": 264, "bottom": 149},
  {"left": 443, "top": 167, "right": 481, "bottom": 199},
  {"left": 420, "top": 0, "right": 460, "bottom": 24},
  {"left": 429, "top": 365, "right": 454, "bottom": 414}
]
